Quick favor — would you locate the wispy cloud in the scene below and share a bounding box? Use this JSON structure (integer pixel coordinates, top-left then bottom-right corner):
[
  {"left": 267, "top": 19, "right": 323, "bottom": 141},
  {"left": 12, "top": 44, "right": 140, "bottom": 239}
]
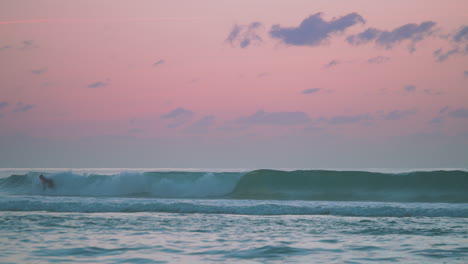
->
[
  {"left": 185, "top": 115, "right": 216, "bottom": 133},
  {"left": 453, "top": 26, "right": 468, "bottom": 43},
  {"left": 0, "top": 101, "right": 9, "bottom": 110},
  {"left": 0, "top": 45, "right": 12, "bottom": 51},
  {"left": 324, "top": 59, "right": 339, "bottom": 68},
  {"left": 270, "top": 12, "right": 365, "bottom": 46},
  {"left": 347, "top": 21, "right": 436, "bottom": 52},
  {"left": 13, "top": 102, "right": 34, "bottom": 113},
  {"left": 447, "top": 108, "right": 468, "bottom": 118},
  {"left": 323, "top": 114, "right": 373, "bottom": 125},
  {"left": 30, "top": 68, "right": 47, "bottom": 75},
  {"left": 403, "top": 84, "right": 416, "bottom": 92},
  {"left": 382, "top": 109, "right": 417, "bottom": 120},
  {"left": 257, "top": 72, "right": 269, "bottom": 78},
  {"left": 238, "top": 110, "right": 311, "bottom": 125},
  {"left": 153, "top": 59, "right": 165, "bottom": 67},
  {"left": 423, "top": 89, "right": 444, "bottom": 95},
  {"left": 432, "top": 26, "right": 468, "bottom": 62},
  {"left": 301, "top": 88, "right": 321, "bottom": 94},
  {"left": 226, "top": 22, "right": 264, "bottom": 48},
  {"left": 433, "top": 47, "right": 461, "bottom": 62},
  {"left": 429, "top": 116, "right": 444, "bottom": 125},
  {"left": 20, "top": 40, "right": 37, "bottom": 50},
  {"left": 439, "top": 106, "right": 450, "bottom": 114},
  {"left": 87, "top": 79, "right": 109, "bottom": 88},
  {"left": 367, "top": 56, "right": 390, "bottom": 64},
  {"left": 161, "top": 107, "right": 195, "bottom": 128}
]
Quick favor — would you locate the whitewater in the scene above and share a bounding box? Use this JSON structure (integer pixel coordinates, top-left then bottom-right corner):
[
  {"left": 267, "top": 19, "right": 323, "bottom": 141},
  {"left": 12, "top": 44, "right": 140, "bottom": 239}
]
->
[{"left": 1, "top": 168, "right": 467, "bottom": 263}]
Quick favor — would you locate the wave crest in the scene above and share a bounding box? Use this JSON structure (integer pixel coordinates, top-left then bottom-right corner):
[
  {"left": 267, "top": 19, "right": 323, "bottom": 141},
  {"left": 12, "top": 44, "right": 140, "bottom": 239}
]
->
[{"left": 1, "top": 169, "right": 468, "bottom": 203}]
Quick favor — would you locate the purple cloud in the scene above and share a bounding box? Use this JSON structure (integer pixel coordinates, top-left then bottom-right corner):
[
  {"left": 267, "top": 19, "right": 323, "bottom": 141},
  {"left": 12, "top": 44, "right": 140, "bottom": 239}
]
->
[
  {"left": 31, "top": 68, "right": 47, "bottom": 75},
  {"left": 325, "top": 114, "right": 373, "bottom": 125},
  {"left": 464, "top": 70, "right": 468, "bottom": 77},
  {"left": 448, "top": 108, "right": 468, "bottom": 118},
  {"left": 161, "top": 107, "right": 194, "bottom": 119},
  {"left": 153, "top": 59, "right": 165, "bottom": 67},
  {"left": 324, "top": 59, "right": 339, "bottom": 68},
  {"left": 302, "top": 88, "right": 321, "bottom": 94},
  {"left": 20, "top": 40, "right": 37, "bottom": 50},
  {"left": 185, "top": 115, "right": 216, "bottom": 133},
  {"left": 453, "top": 26, "right": 468, "bottom": 43},
  {"left": 0, "top": 101, "right": 9, "bottom": 110},
  {"left": 429, "top": 116, "right": 444, "bottom": 125},
  {"left": 367, "top": 56, "right": 390, "bottom": 64},
  {"left": 347, "top": 21, "right": 436, "bottom": 52},
  {"left": 226, "top": 22, "right": 263, "bottom": 48},
  {"left": 270, "top": 12, "right": 365, "bottom": 46},
  {"left": 14, "top": 102, "right": 34, "bottom": 113},
  {"left": 0, "top": 45, "right": 12, "bottom": 51},
  {"left": 433, "top": 47, "right": 461, "bottom": 62},
  {"left": 382, "top": 109, "right": 417, "bottom": 120},
  {"left": 439, "top": 106, "right": 450, "bottom": 114},
  {"left": 87, "top": 80, "right": 109, "bottom": 88},
  {"left": 403, "top": 84, "right": 416, "bottom": 92},
  {"left": 238, "top": 110, "right": 311, "bottom": 125},
  {"left": 161, "top": 107, "right": 194, "bottom": 128},
  {"left": 423, "top": 89, "right": 444, "bottom": 95}
]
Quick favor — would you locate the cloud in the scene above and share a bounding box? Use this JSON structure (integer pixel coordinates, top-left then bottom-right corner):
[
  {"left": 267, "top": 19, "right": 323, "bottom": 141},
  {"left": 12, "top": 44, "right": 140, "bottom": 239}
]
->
[
  {"left": 423, "top": 89, "right": 443, "bottom": 95},
  {"left": 226, "top": 22, "right": 264, "bottom": 48},
  {"left": 128, "top": 128, "right": 144, "bottom": 134},
  {"left": 0, "top": 101, "right": 9, "bottom": 110},
  {"left": 464, "top": 70, "right": 468, "bottom": 77},
  {"left": 87, "top": 80, "right": 109, "bottom": 88},
  {"left": 161, "top": 107, "right": 194, "bottom": 119},
  {"left": 257, "top": 72, "right": 269, "bottom": 78},
  {"left": 447, "top": 108, "right": 468, "bottom": 118},
  {"left": 30, "top": 68, "right": 47, "bottom": 75},
  {"left": 382, "top": 109, "right": 417, "bottom": 120},
  {"left": 324, "top": 59, "right": 339, "bottom": 68},
  {"left": 20, "top": 40, "right": 37, "bottom": 50},
  {"left": 270, "top": 12, "right": 365, "bottom": 46},
  {"left": 13, "top": 102, "right": 34, "bottom": 113},
  {"left": 0, "top": 45, "right": 12, "bottom": 51},
  {"left": 153, "top": 59, "right": 165, "bottom": 67},
  {"left": 453, "top": 26, "right": 468, "bottom": 43},
  {"left": 433, "top": 47, "right": 461, "bottom": 62},
  {"left": 431, "top": 26, "right": 468, "bottom": 62},
  {"left": 367, "top": 56, "right": 390, "bottom": 64},
  {"left": 346, "top": 28, "right": 381, "bottom": 45},
  {"left": 238, "top": 110, "right": 311, "bottom": 125},
  {"left": 324, "top": 114, "right": 373, "bottom": 125},
  {"left": 185, "top": 115, "right": 216, "bottom": 133},
  {"left": 403, "top": 84, "right": 416, "bottom": 92},
  {"left": 429, "top": 116, "right": 444, "bottom": 125},
  {"left": 161, "top": 107, "right": 194, "bottom": 128},
  {"left": 439, "top": 106, "right": 450, "bottom": 114},
  {"left": 302, "top": 88, "right": 321, "bottom": 94},
  {"left": 347, "top": 21, "right": 436, "bottom": 52}
]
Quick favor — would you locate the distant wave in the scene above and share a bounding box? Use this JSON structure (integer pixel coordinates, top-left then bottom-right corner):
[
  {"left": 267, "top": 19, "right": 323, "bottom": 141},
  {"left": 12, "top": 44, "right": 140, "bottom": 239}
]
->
[
  {"left": 1, "top": 196, "right": 467, "bottom": 217},
  {"left": 1, "top": 169, "right": 468, "bottom": 203}
]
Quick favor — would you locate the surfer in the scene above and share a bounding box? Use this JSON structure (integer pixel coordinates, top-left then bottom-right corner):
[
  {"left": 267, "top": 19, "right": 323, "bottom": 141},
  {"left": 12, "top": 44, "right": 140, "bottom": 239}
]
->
[{"left": 39, "top": 175, "right": 54, "bottom": 189}]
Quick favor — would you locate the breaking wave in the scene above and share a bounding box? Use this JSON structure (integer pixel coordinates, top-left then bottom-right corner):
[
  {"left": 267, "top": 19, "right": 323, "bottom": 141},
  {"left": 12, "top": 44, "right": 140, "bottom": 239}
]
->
[{"left": 1, "top": 169, "right": 468, "bottom": 203}]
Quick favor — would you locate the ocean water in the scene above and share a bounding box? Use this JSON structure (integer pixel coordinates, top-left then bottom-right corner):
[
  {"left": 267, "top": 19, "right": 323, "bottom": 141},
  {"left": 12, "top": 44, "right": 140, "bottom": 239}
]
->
[{"left": 1, "top": 168, "right": 467, "bottom": 263}]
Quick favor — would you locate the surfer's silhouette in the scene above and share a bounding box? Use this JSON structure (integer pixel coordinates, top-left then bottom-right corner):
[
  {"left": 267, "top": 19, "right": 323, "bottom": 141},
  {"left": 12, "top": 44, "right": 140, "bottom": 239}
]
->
[{"left": 39, "top": 175, "right": 54, "bottom": 190}]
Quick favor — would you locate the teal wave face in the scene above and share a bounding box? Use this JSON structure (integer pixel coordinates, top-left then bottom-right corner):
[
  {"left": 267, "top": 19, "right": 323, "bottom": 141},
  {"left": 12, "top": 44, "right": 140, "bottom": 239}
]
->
[
  {"left": 230, "top": 170, "right": 468, "bottom": 202},
  {"left": 1, "top": 169, "right": 468, "bottom": 203}
]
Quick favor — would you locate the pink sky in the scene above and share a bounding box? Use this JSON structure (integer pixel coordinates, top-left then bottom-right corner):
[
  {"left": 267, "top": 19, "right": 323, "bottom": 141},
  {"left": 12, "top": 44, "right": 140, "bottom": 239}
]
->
[{"left": 0, "top": 0, "right": 467, "bottom": 168}]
